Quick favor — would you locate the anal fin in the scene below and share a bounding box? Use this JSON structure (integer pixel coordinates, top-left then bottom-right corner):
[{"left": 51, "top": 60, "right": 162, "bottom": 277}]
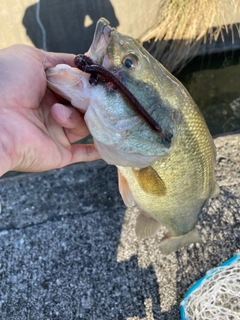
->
[
  {"left": 135, "top": 211, "right": 161, "bottom": 239},
  {"left": 159, "top": 228, "right": 201, "bottom": 255},
  {"left": 132, "top": 167, "right": 166, "bottom": 197}
]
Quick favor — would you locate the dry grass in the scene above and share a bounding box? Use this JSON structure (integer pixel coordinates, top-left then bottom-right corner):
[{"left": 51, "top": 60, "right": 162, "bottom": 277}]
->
[{"left": 140, "top": 0, "right": 238, "bottom": 72}]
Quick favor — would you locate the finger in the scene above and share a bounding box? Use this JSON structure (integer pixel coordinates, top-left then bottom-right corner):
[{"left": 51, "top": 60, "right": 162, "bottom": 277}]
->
[
  {"left": 51, "top": 103, "right": 90, "bottom": 143},
  {"left": 70, "top": 144, "right": 101, "bottom": 163},
  {"left": 41, "top": 51, "right": 76, "bottom": 69}
]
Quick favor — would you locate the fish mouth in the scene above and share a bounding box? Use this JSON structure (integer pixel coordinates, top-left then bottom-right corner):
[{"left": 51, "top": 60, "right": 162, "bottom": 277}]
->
[{"left": 87, "top": 18, "right": 114, "bottom": 64}]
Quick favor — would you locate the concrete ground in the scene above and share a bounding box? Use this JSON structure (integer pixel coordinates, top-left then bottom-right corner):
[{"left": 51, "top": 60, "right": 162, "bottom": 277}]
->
[{"left": 0, "top": 133, "right": 240, "bottom": 320}]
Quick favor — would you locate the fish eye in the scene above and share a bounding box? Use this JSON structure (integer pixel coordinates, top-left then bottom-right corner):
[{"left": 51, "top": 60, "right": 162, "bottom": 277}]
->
[{"left": 122, "top": 54, "right": 138, "bottom": 70}]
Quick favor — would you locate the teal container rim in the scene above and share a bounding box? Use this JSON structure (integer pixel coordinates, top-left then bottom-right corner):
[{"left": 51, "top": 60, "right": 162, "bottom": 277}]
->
[{"left": 180, "top": 252, "right": 240, "bottom": 320}]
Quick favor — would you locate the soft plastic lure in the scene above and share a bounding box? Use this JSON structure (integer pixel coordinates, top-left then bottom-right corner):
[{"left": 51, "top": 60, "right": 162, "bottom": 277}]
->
[{"left": 74, "top": 54, "right": 171, "bottom": 144}]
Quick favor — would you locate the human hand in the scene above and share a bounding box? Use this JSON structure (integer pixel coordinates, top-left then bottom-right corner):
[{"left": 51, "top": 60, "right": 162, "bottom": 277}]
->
[{"left": 0, "top": 45, "right": 100, "bottom": 176}]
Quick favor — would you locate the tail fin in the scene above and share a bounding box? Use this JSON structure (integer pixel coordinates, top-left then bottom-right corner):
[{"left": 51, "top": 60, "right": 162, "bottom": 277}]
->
[{"left": 159, "top": 229, "right": 201, "bottom": 255}]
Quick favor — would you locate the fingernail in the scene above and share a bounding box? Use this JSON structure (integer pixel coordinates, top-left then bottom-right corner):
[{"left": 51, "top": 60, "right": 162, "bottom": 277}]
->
[
  {"left": 64, "top": 106, "right": 72, "bottom": 119},
  {"left": 56, "top": 104, "right": 72, "bottom": 119}
]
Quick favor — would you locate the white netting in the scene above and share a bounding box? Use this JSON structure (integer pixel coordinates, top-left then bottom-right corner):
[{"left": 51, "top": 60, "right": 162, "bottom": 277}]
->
[{"left": 181, "top": 254, "right": 240, "bottom": 320}]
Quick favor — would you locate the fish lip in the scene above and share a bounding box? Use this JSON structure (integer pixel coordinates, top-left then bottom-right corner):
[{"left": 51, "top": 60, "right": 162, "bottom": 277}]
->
[{"left": 87, "top": 17, "right": 114, "bottom": 64}]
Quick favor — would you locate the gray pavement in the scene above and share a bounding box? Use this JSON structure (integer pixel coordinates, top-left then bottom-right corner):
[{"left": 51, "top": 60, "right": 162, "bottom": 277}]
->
[{"left": 0, "top": 133, "right": 240, "bottom": 320}]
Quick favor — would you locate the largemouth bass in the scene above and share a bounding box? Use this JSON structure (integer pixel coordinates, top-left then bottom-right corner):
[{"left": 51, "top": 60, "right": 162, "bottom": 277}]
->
[{"left": 46, "top": 18, "right": 219, "bottom": 254}]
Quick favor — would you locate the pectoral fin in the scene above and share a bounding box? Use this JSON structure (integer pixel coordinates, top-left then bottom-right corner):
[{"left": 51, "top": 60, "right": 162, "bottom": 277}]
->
[
  {"left": 132, "top": 167, "right": 166, "bottom": 196},
  {"left": 118, "top": 170, "right": 134, "bottom": 207},
  {"left": 135, "top": 211, "right": 161, "bottom": 239}
]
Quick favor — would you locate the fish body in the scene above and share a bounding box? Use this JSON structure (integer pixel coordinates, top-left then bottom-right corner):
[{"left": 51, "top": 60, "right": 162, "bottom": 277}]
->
[{"left": 46, "top": 18, "right": 219, "bottom": 254}]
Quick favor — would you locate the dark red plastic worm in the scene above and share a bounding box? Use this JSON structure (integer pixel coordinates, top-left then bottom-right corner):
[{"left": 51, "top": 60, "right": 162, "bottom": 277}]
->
[{"left": 74, "top": 54, "right": 170, "bottom": 144}]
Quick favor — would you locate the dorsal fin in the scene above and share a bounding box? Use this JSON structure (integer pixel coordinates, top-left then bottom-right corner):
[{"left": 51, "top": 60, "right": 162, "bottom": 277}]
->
[{"left": 132, "top": 167, "right": 166, "bottom": 196}]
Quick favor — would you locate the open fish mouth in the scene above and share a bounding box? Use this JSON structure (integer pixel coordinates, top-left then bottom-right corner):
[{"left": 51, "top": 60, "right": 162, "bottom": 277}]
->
[{"left": 87, "top": 18, "right": 114, "bottom": 65}]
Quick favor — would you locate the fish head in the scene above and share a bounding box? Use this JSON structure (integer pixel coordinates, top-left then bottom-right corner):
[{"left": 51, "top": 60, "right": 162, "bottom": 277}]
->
[
  {"left": 47, "top": 18, "right": 185, "bottom": 168},
  {"left": 86, "top": 18, "right": 153, "bottom": 80}
]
